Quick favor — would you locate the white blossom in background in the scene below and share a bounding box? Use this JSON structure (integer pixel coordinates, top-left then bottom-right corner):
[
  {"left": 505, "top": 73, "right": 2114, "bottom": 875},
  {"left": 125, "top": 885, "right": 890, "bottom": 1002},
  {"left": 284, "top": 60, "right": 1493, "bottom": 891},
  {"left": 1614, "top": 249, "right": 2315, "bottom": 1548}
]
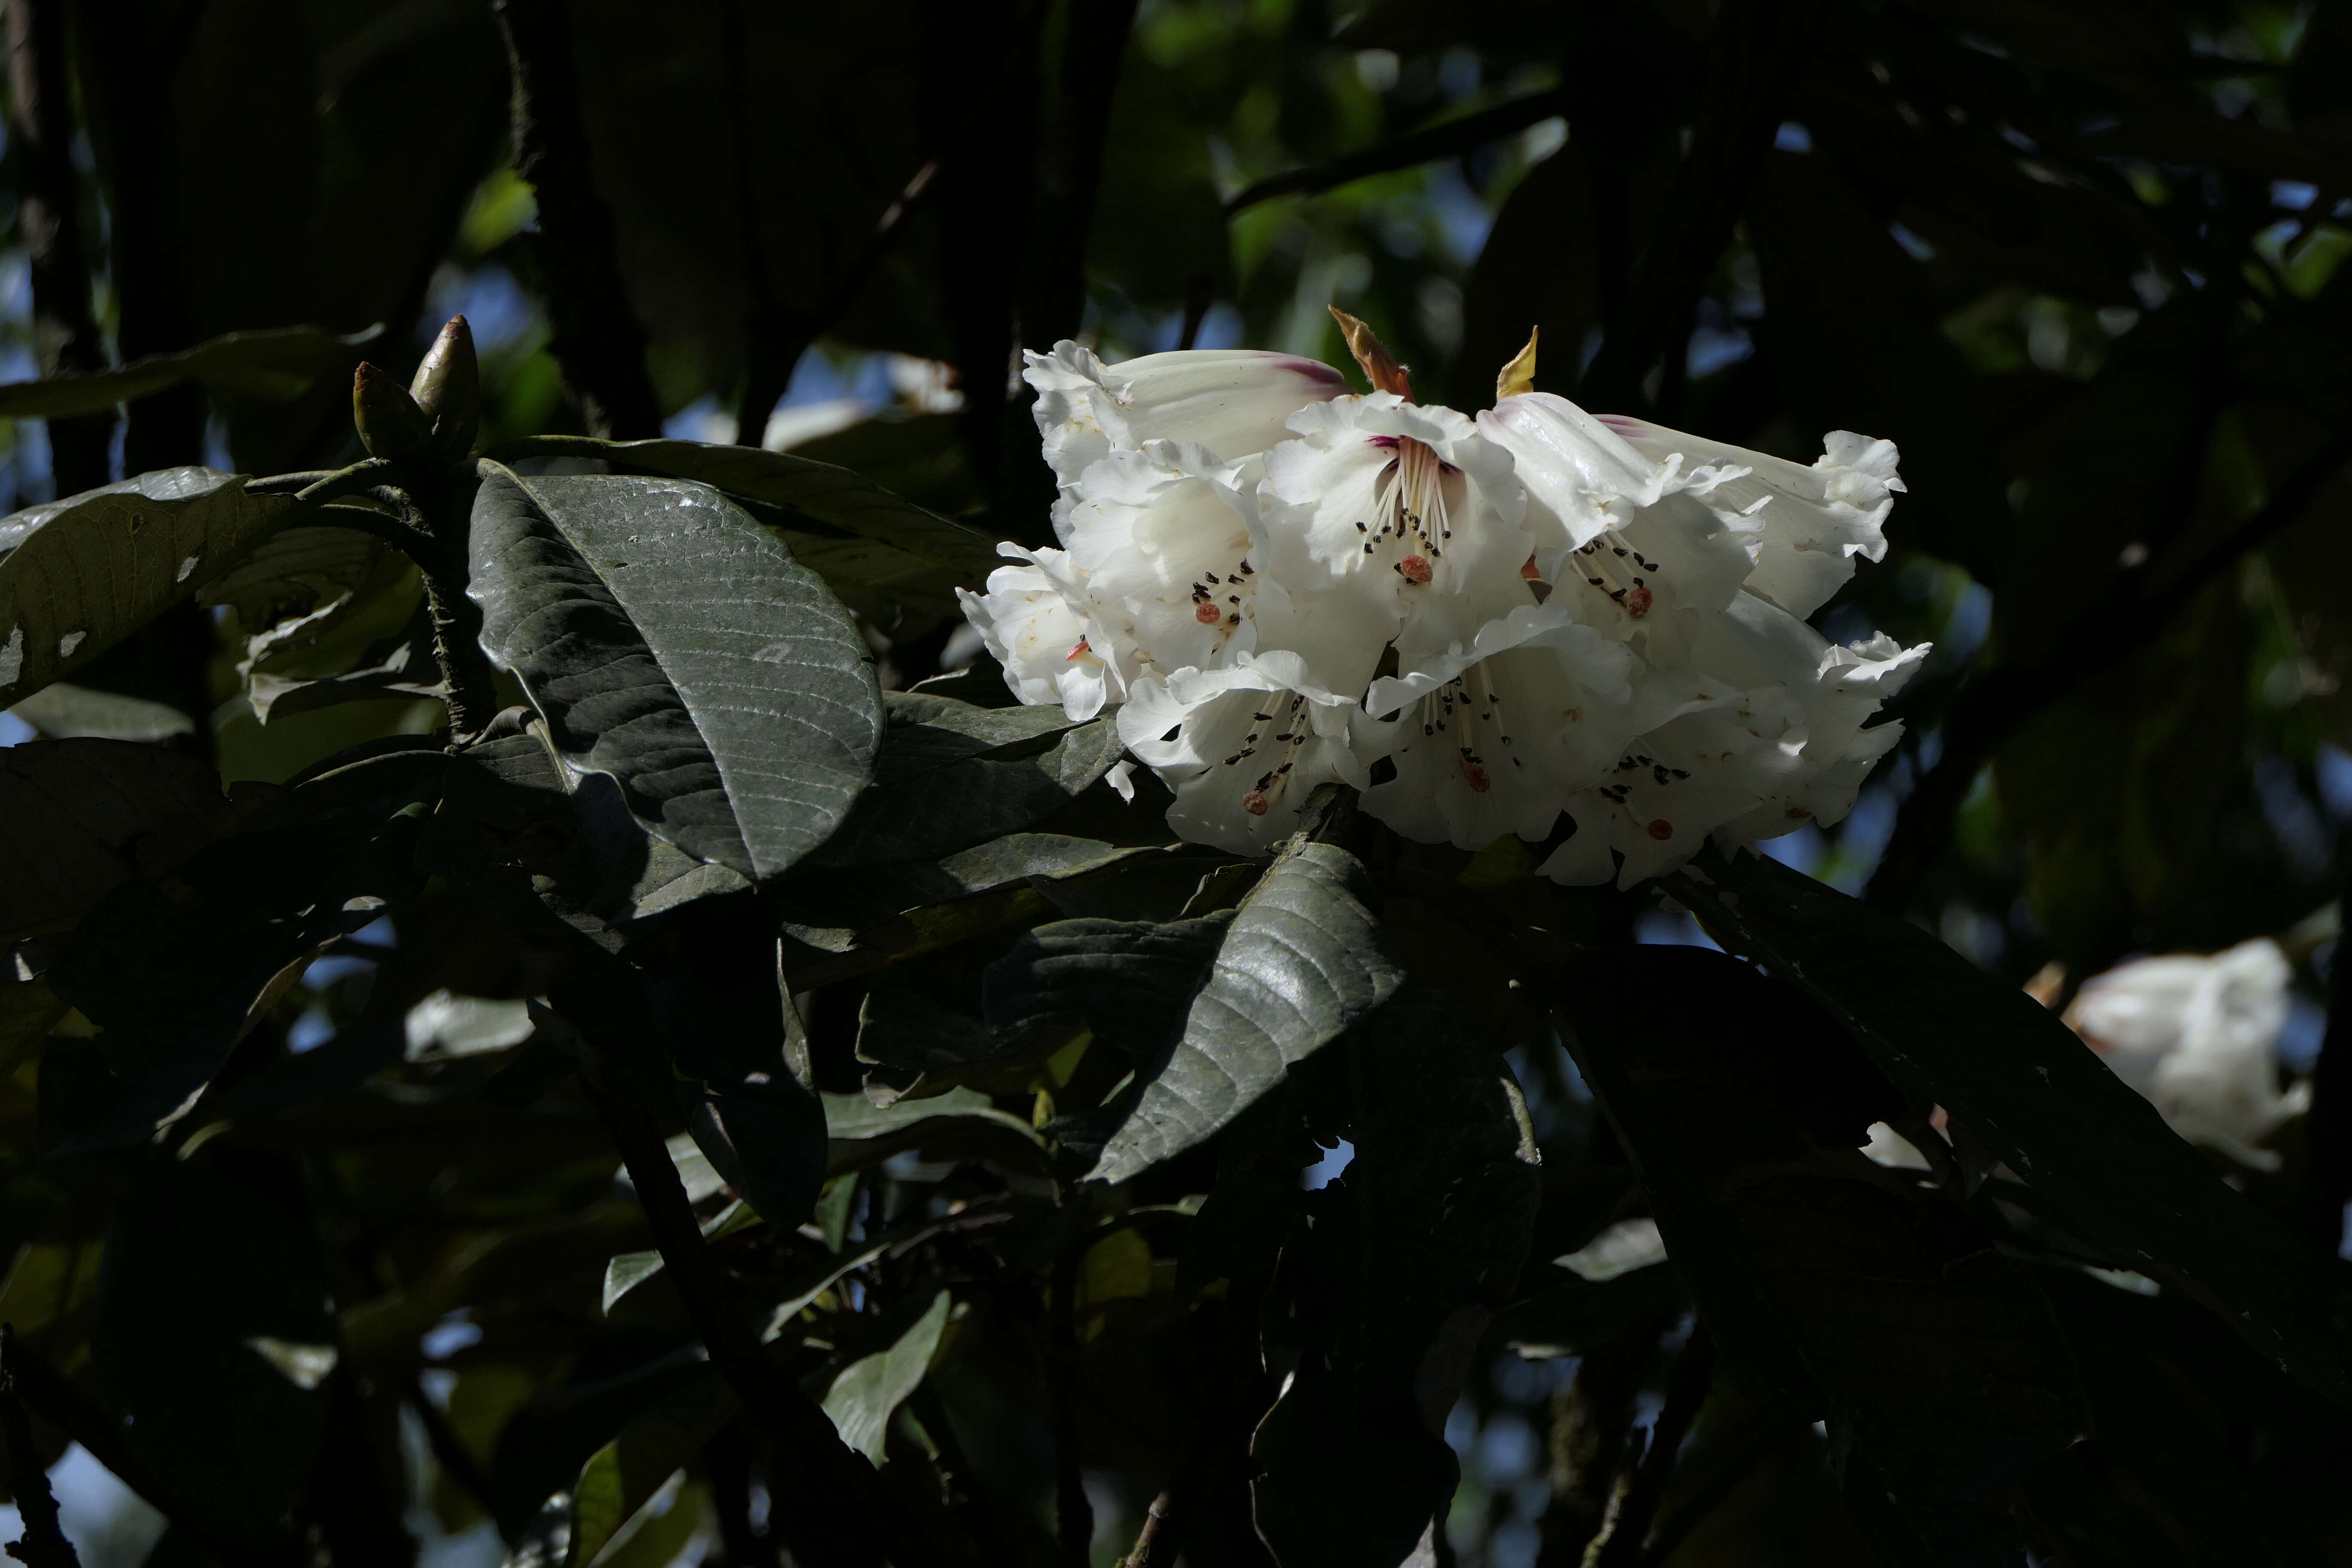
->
[
  {"left": 2063, "top": 938, "right": 2312, "bottom": 1170},
  {"left": 954, "top": 311, "right": 1929, "bottom": 879}
]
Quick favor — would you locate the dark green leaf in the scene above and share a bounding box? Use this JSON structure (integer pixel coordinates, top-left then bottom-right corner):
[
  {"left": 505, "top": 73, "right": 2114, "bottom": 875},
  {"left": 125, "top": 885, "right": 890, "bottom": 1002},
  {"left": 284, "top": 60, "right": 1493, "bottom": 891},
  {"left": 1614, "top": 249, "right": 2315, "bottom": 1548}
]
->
[
  {"left": 1252, "top": 987, "right": 1543, "bottom": 1568},
  {"left": 487, "top": 436, "right": 998, "bottom": 578},
  {"left": 1090, "top": 832, "right": 1403, "bottom": 1185},
  {"left": 1559, "top": 943, "right": 2081, "bottom": 1559},
  {"left": 804, "top": 692, "right": 1124, "bottom": 868},
  {"left": 1669, "top": 849, "right": 2352, "bottom": 1406},
  {"left": 0, "top": 469, "right": 300, "bottom": 708},
  {"left": 983, "top": 912, "right": 1233, "bottom": 1057},
  {"left": 0, "top": 739, "right": 280, "bottom": 940},
  {"left": 468, "top": 464, "right": 884, "bottom": 881},
  {"left": 821, "top": 1288, "right": 952, "bottom": 1464},
  {"left": 821, "top": 1087, "right": 1046, "bottom": 1179},
  {"left": 94, "top": 1158, "right": 336, "bottom": 1548},
  {"left": 0, "top": 324, "right": 380, "bottom": 420}
]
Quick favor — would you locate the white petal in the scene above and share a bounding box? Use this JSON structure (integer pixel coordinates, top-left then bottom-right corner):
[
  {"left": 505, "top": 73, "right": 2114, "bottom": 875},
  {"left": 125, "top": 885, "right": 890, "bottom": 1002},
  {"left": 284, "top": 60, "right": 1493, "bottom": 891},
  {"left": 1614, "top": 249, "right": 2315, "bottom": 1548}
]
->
[
  {"left": 956, "top": 545, "right": 1125, "bottom": 720},
  {"left": 1062, "top": 440, "right": 1259, "bottom": 674},
  {"left": 1023, "top": 341, "right": 1347, "bottom": 481},
  {"left": 1597, "top": 414, "right": 1901, "bottom": 619}
]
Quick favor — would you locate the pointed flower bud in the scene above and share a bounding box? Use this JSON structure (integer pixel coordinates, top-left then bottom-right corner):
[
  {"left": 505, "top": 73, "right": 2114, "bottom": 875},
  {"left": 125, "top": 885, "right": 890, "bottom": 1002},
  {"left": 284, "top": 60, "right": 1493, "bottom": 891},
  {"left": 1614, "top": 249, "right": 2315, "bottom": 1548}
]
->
[
  {"left": 409, "top": 315, "right": 481, "bottom": 458},
  {"left": 352, "top": 362, "right": 432, "bottom": 461},
  {"left": 1495, "top": 327, "right": 1539, "bottom": 401},
  {"left": 1327, "top": 305, "right": 1412, "bottom": 397}
]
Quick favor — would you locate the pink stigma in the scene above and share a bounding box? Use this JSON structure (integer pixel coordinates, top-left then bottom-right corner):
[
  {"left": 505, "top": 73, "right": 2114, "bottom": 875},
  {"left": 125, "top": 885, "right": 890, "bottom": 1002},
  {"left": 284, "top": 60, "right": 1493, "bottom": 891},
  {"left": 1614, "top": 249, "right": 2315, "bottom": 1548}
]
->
[
  {"left": 1243, "top": 791, "right": 1271, "bottom": 816},
  {"left": 1194, "top": 601, "right": 1222, "bottom": 625},
  {"left": 1065, "top": 638, "right": 1090, "bottom": 661},
  {"left": 1462, "top": 762, "right": 1492, "bottom": 794},
  {"left": 1624, "top": 586, "right": 1653, "bottom": 618},
  {"left": 1400, "top": 554, "right": 1433, "bottom": 585},
  {"left": 1646, "top": 819, "right": 1674, "bottom": 841}
]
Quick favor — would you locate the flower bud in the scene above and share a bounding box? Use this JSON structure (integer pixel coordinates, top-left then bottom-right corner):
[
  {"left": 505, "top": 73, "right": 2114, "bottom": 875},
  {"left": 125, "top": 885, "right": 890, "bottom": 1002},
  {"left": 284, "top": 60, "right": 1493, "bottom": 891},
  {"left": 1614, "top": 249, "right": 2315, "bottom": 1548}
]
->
[
  {"left": 352, "top": 362, "right": 432, "bottom": 461},
  {"left": 409, "top": 315, "right": 481, "bottom": 458}
]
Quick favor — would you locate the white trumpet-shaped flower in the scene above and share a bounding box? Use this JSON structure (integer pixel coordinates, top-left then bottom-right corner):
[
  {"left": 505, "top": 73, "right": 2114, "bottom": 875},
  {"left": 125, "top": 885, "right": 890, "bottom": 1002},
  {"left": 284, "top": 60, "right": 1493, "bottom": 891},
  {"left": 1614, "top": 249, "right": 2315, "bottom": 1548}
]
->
[
  {"left": 1058, "top": 439, "right": 1260, "bottom": 677},
  {"left": 1593, "top": 416, "right": 1902, "bottom": 619},
  {"left": 1478, "top": 393, "right": 1758, "bottom": 659},
  {"left": 1116, "top": 651, "right": 1387, "bottom": 853},
  {"left": 1540, "top": 593, "right": 1928, "bottom": 888},
  {"left": 1024, "top": 342, "right": 1349, "bottom": 486},
  {"left": 1360, "top": 604, "right": 1646, "bottom": 850},
  {"left": 954, "top": 545, "right": 1125, "bottom": 721},
  {"left": 1254, "top": 393, "right": 1533, "bottom": 691}
]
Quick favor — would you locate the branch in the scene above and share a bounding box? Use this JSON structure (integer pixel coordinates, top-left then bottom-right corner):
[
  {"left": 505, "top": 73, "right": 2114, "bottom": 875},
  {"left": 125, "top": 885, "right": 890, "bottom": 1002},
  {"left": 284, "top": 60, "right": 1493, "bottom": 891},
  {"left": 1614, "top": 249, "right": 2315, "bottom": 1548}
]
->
[
  {"left": 6, "top": 0, "right": 111, "bottom": 495},
  {"left": 583, "top": 1075, "right": 916, "bottom": 1568},
  {"left": 1225, "top": 90, "right": 1568, "bottom": 213},
  {"left": 490, "top": 0, "right": 663, "bottom": 438},
  {"left": 733, "top": 156, "right": 937, "bottom": 447},
  {"left": 1865, "top": 431, "right": 2352, "bottom": 908},
  {"left": 1583, "top": 1324, "right": 1715, "bottom": 1568},
  {"left": 1050, "top": 1234, "right": 1092, "bottom": 1568},
  {"left": 0, "top": 1329, "right": 259, "bottom": 1565},
  {"left": 403, "top": 1371, "right": 498, "bottom": 1517},
  {"left": 1026, "top": 0, "right": 1141, "bottom": 346},
  {"left": 0, "top": 1329, "right": 77, "bottom": 1568},
  {"left": 74, "top": 12, "right": 205, "bottom": 473},
  {"left": 1116, "top": 1491, "right": 1173, "bottom": 1568},
  {"left": 1577, "top": 0, "right": 1816, "bottom": 410}
]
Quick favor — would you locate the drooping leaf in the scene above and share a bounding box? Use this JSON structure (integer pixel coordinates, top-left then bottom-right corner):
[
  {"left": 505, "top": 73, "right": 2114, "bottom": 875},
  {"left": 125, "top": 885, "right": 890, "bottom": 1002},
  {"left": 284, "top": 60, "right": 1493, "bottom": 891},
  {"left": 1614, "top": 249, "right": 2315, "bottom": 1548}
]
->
[
  {"left": 1090, "top": 824, "right": 1404, "bottom": 1185},
  {"left": 804, "top": 692, "right": 1125, "bottom": 867},
  {"left": 563, "top": 1374, "right": 732, "bottom": 1567},
  {"left": 0, "top": 469, "right": 300, "bottom": 708},
  {"left": 1668, "top": 848, "right": 2352, "bottom": 1406},
  {"left": 0, "top": 739, "right": 282, "bottom": 940},
  {"left": 1251, "top": 986, "right": 1543, "bottom": 1568},
  {"left": 821, "top": 1288, "right": 953, "bottom": 1464},
  {"left": 982, "top": 911, "right": 1234, "bottom": 1058},
  {"left": 467, "top": 464, "right": 884, "bottom": 881},
  {"left": 93, "top": 1157, "right": 337, "bottom": 1548},
  {"left": 0, "top": 323, "right": 381, "bottom": 420},
  {"left": 821, "top": 1087, "right": 1047, "bottom": 1179},
  {"left": 1558, "top": 943, "right": 2083, "bottom": 1561}
]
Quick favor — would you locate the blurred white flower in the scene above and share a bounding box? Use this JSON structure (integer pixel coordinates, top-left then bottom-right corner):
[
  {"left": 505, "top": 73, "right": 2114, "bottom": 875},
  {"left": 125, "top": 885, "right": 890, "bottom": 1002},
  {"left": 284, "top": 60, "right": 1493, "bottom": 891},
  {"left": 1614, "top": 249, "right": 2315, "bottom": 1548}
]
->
[
  {"left": 966, "top": 318, "right": 1924, "bottom": 880},
  {"left": 2063, "top": 937, "right": 2312, "bottom": 1170},
  {"left": 1554, "top": 1217, "right": 1668, "bottom": 1280}
]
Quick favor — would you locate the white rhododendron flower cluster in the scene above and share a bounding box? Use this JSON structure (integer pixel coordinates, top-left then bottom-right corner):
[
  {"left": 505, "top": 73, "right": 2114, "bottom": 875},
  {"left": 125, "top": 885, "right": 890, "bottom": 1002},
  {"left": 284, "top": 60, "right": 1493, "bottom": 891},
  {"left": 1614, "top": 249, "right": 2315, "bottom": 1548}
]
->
[{"left": 958, "top": 312, "right": 1928, "bottom": 885}]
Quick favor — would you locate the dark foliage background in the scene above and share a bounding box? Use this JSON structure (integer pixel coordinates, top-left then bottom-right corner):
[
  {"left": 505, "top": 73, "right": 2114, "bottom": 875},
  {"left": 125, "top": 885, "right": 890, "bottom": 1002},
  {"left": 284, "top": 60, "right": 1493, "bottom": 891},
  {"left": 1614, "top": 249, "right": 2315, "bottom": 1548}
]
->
[{"left": 0, "top": 0, "right": 2349, "bottom": 1565}]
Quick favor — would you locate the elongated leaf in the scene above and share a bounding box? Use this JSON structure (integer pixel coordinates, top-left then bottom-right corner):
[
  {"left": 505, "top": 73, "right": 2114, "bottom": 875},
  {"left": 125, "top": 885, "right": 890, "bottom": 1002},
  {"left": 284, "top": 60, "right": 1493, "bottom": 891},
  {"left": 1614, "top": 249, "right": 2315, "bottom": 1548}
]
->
[
  {"left": 0, "top": 469, "right": 300, "bottom": 708},
  {"left": 1090, "top": 830, "right": 1404, "bottom": 1184},
  {"left": 821, "top": 1289, "right": 952, "bottom": 1464},
  {"left": 1668, "top": 849, "right": 2352, "bottom": 1406},
  {"left": 0, "top": 323, "right": 380, "bottom": 420},
  {"left": 821, "top": 1087, "right": 1046, "bottom": 1178},
  {"left": 1560, "top": 944, "right": 2082, "bottom": 1561},
  {"left": 468, "top": 464, "right": 884, "bottom": 881},
  {"left": 805, "top": 692, "right": 1124, "bottom": 867},
  {"left": 0, "top": 739, "right": 281, "bottom": 939}
]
